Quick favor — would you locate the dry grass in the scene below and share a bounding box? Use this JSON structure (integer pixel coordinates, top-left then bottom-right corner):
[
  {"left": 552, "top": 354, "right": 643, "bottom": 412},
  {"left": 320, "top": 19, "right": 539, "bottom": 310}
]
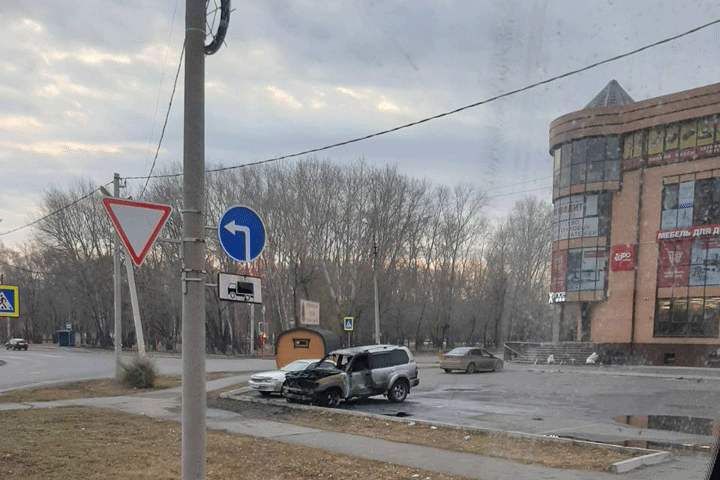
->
[
  {"left": 0, "top": 373, "right": 234, "bottom": 404},
  {"left": 213, "top": 398, "right": 640, "bottom": 472},
  {"left": 0, "top": 407, "right": 470, "bottom": 480}
]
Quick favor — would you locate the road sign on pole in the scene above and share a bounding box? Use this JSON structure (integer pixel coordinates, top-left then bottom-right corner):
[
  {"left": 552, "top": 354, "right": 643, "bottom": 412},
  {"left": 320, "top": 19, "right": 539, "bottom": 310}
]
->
[
  {"left": 218, "top": 206, "right": 265, "bottom": 263},
  {"left": 0, "top": 286, "right": 19, "bottom": 317},
  {"left": 101, "top": 197, "right": 172, "bottom": 266},
  {"left": 218, "top": 273, "right": 262, "bottom": 303},
  {"left": 344, "top": 317, "right": 354, "bottom": 332},
  {"left": 300, "top": 299, "right": 320, "bottom": 325}
]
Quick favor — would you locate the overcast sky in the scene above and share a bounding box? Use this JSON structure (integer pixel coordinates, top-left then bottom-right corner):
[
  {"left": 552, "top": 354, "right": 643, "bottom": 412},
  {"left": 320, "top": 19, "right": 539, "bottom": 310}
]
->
[{"left": 1, "top": 0, "right": 719, "bottom": 247}]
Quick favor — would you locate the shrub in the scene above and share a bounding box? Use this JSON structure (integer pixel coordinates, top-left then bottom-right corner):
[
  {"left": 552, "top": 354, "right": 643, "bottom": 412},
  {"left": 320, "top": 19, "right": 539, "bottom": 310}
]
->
[{"left": 120, "top": 357, "right": 158, "bottom": 389}]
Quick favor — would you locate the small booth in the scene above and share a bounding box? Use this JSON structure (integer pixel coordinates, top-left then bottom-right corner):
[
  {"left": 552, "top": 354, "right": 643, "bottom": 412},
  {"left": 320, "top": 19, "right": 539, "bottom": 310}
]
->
[
  {"left": 56, "top": 329, "right": 75, "bottom": 347},
  {"left": 274, "top": 326, "right": 341, "bottom": 368}
]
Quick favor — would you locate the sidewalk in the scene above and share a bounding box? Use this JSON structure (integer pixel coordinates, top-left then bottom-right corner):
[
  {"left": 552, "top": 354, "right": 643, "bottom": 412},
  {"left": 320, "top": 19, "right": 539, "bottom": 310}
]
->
[{"left": 0, "top": 375, "right": 712, "bottom": 480}]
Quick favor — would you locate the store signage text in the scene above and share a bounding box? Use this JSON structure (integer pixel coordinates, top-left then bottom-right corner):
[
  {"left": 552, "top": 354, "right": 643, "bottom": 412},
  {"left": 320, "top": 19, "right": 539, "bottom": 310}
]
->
[
  {"left": 657, "top": 224, "right": 720, "bottom": 241},
  {"left": 548, "top": 291, "right": 566, "bottom": 304},
  {"left": 610, "top": 244, "right": 636, "bottom": 271}
]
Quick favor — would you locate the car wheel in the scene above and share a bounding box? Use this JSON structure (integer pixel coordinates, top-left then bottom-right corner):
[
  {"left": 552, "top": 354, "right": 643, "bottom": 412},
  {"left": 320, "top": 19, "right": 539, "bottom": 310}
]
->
[
  {"left": 466, "top": 363, "right": 476, "bottom": 374},
  {"left": 280, "top": 381, "right": 288, "bottom": 397},
  {"left": 388, "top": 380, "right": 409, "bottom": 403},
  {"left": 443, "top": 368, "right": 452, "bottom": 373},
  {"left": 318, "top": 389, "right": 341, "bottom": 408},
  {"left": 493, "top": 361, "right": 503, "bottom": 372}
]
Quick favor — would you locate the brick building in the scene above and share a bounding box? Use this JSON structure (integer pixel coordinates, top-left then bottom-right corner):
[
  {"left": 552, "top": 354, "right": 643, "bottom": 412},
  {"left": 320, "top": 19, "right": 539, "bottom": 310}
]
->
[{"left": 549, "top": 81, "right": 720, "bottom": 366}]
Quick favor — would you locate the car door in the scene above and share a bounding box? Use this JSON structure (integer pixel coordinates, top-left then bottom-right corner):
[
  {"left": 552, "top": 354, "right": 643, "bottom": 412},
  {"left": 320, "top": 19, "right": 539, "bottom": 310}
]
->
[
  {"left": 369, "top": 352, "right": 394, "bottom": 393},
  {"left": 347, "top": 355, "right": 373, "bottom": 397},
  {"left": 477, "top": 349, "right": 495, "bottom": 371}
]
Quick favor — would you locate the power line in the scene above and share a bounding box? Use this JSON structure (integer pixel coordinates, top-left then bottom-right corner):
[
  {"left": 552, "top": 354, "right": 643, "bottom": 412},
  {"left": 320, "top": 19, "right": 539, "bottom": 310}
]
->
[
  {"left": 0, "top": 184, "right": 111, "bottom": 237},
  {"left": 125, "top": 16, "right": 720, "bottom": 182},
  {"left": 487, "top": 185, "right": 552, "bottom": 200},
  {"left": 483, "top": 176, "right": 553, "bottom": 193},
  {"left": 139, "top": 42, "right": 185, "bottom": 199},
  {"left": 141, "top": 0, "right": 182, "bottom": 189},
  {"left": 5, "top": 17, "right": 720, "bottom": 235},
  {"left": 0, "top": 258, "right": 64, "bottom": 276}
]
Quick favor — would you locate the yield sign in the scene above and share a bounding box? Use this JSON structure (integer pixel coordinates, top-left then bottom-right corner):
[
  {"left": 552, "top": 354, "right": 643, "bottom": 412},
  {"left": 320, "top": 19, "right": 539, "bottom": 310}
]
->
[{"left": 102, "top": 197, "right": 172, "bottom": 266}]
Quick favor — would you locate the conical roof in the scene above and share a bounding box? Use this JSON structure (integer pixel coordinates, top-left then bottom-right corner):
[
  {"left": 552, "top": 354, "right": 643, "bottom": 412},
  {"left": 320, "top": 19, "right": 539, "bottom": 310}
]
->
[{"left": 584, "top": 80, "right": 634, "bottom": 109}]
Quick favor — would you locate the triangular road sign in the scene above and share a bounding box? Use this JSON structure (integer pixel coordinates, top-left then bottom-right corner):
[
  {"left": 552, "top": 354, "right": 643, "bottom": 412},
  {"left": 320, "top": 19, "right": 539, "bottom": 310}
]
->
[{"left": 102, "top": 197, "right": 172, "bottom": 266}]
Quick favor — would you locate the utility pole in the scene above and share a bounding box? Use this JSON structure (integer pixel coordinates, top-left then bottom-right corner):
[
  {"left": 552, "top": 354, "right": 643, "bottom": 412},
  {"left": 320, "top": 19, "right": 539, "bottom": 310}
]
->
[
  {"left": 373, "top": 240, "right": 380, "bottom": 345},
  {"left": 182, "top": 0, "right": 206, "bottom": 478},
  {"left": 113, "top": 173, "right": 122, "bottom": 379}
]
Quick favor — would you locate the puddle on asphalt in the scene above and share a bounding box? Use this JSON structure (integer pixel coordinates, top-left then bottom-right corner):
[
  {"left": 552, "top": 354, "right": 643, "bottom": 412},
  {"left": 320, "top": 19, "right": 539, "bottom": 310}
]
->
[
  {"left": 613, "top": 415, "right": 720, "bottom": 436},
  {"left": 382, "top": 412, "right": 412, "bottom": 418}
]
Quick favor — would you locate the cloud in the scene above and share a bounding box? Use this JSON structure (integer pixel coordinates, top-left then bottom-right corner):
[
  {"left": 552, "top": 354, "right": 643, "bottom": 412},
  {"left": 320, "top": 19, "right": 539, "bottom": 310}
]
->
[
  {"left": 0, "top": 140, "right": 146, "bottom": 156},
  {"left": 265, "top": 86, "right": 303, "bottom": 110},
  {"left": 10, "top": 18, "right": 43, "bottom": 34},
  {"left": 376, "top": 99, "right": 401, "bottom": 113},
  {"left": 0, "top": 116, "right": 43, "bottom": 129}
]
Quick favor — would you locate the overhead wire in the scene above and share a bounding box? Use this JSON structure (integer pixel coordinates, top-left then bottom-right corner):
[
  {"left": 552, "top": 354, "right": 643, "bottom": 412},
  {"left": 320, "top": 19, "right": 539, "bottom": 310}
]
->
[
  {"left": 124, "top": 16, "right": 720, "bottom": 181},
  {"left": 140, "top": 0, "right": 182, "bottom": 195},
  {"left": 4, "top": 17, "right": 720, "bottom": 236},
  {"left": 0, "top": 184, "right": 111, "bottom": 237}
]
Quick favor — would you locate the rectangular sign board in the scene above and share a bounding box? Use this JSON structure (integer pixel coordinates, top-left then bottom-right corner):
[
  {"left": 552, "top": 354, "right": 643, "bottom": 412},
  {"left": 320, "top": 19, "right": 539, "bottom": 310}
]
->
[
  {"left": 218, "top": 273, "right": 262, "bottom": 304},
  {"left": 300, "top": 299, "right": 320, "bottom": 325},
  {"left": 0, "top": 285, "right": 19, "bottom": 317}
]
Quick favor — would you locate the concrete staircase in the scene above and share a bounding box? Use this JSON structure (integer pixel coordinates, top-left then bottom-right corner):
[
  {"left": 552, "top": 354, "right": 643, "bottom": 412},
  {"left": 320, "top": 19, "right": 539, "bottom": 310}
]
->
[{"left": 504, "top": 342, "right": 597, "bottom": 365}]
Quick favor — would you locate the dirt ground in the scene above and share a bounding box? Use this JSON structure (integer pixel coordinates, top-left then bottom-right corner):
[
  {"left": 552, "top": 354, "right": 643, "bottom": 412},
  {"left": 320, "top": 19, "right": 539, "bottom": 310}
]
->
[
  {"left": 210, "top": 397, "right": 639, "bottom": 471},
  {"left": 1, "top": 378, "right": 640, "bottom": 474},
  {"left": 0, "top": 407, "right": 469, "bottom": 480},
  {"left": 0, "top": 373, "right": 232, "bottom": 403}
]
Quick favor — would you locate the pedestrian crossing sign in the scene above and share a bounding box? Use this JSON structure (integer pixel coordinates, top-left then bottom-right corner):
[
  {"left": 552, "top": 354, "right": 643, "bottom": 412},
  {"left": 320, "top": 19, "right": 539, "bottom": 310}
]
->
[
  {"left": 344, "top": 317, "right": 354, "bottom": 332},
  {"left": 0, "top": 286, "right": 19, "bottom": 317}
]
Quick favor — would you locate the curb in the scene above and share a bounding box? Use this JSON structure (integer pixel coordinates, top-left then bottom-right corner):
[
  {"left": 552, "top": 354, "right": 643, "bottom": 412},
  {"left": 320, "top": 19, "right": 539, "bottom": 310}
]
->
[
  {"left": 610, "top": 451, "right": 674, "bottom": 473},
  {"left": 219, "top": 390, "right": 674, "bottom": 474}
]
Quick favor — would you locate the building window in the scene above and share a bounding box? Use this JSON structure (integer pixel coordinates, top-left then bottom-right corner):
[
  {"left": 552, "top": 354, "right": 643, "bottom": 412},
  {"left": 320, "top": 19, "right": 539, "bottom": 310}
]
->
[
  {"left": 553, "top": 136, "right": 622, "bottom": 195},
  {"left": 661, "top": 173, "right": 720, "bottom": 231},
  {"left": 566, "top": 247, "right": 606, "bottom": 292},
  {"left": 552, "top": 193, "right": 610, "bottom": 241},
  {"left": 654, "top": 297, "right": 720, "bottom": 338}
]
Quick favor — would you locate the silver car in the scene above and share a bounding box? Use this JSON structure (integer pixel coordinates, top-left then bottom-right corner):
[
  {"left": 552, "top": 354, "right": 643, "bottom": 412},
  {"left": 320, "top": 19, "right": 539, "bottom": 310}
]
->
[
  {"left": 284, "top": 345, "right": 420, "bottom": 407},
  {"left": 439, "top": 347, "right": 503, "bottom": 373},
  {"left": 248, "top": 358, "right": 336, "bottom": 396}
]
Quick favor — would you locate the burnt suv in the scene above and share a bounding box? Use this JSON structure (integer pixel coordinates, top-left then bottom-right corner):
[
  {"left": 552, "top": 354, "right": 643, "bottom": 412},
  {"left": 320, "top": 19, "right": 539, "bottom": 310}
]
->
[{"left": 283, "top": 344, "right": 420, "bottom": 407}]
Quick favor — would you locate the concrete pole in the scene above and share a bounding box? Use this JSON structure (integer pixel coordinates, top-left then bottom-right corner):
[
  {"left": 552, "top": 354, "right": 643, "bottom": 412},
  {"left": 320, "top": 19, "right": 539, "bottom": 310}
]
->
[
  {"left": 124, "top": 258, "right": 146, "bottom": 358},
  {"left": 182, "top": 0, "right": 206, "bottom": 478},
  {"left": 250, "top": 304, "right": 255, "bottom": 355},
  {"left": 373, "top": 241, "right": 380, "bottom": 345},
  {"left": 113, "top": 173, "right": 123, "bottom": 379}
]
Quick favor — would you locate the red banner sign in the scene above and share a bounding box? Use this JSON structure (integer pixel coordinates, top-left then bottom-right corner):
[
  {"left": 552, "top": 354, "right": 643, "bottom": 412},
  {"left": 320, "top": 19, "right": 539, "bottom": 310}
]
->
[{"left": 610, "top": 244, "right": 635, "bottom": 271}]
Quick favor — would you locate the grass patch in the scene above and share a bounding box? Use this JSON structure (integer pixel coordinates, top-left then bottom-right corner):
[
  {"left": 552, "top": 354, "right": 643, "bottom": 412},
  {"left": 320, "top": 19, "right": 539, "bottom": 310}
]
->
[
  {"left": 212, "top": 397, "right": 641, "bottom": 472},
  {"left": 0, "top": 407, "right": 469, "bottom": 480},
  {"left": 0, "top": 372, "right": 236, "bottom": 404}
]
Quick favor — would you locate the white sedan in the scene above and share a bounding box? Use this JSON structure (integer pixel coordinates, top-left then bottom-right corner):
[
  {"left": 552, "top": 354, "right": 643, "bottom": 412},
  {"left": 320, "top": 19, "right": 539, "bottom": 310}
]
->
[{"left": 249, "top": 358, "right": 337, "bottom": 396}]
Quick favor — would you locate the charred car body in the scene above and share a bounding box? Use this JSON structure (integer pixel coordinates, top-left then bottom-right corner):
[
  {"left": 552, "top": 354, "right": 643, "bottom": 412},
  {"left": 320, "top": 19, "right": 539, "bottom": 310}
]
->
[{"left": 283, "top": 345, "right": 420, "bottom": 407}]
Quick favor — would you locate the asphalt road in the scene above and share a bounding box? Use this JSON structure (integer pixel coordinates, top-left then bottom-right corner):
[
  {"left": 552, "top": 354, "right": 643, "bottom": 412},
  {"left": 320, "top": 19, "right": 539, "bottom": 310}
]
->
[
  {"left": 250, "top": 360, "right": 720, "bottom": 450},
  {"left": 3, "top": 346, "right": 719, "bottom": 451},
  {"left": 0, "top": 344, "right": 276, "bottom": 393}
]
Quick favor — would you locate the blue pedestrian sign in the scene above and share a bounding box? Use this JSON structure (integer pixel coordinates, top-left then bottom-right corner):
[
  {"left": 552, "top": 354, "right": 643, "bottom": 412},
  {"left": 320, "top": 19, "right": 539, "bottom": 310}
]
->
[
  {"left": 0, "top": 285, "right": 19, "bottom": 317},
  {"left": 218, "top": 206, "right": 266, "bottom": 263},
  {"left": 344, "top": 317, "right": 354, "bottom": 332}
]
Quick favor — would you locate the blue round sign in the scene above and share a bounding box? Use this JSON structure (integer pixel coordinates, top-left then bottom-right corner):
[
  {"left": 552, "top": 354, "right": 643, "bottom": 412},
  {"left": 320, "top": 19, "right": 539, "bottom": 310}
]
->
[{"left": 218, "top": 206, "right": 266, "bottom": 263}]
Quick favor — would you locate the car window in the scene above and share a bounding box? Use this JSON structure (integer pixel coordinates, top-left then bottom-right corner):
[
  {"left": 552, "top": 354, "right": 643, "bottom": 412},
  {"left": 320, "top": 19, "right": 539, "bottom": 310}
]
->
[
  {"left": 389, "top": 349, "right": 409, "bottom": 366},
  {"left": 368, "top": 352, "right": 393, "bottom": 369}
]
